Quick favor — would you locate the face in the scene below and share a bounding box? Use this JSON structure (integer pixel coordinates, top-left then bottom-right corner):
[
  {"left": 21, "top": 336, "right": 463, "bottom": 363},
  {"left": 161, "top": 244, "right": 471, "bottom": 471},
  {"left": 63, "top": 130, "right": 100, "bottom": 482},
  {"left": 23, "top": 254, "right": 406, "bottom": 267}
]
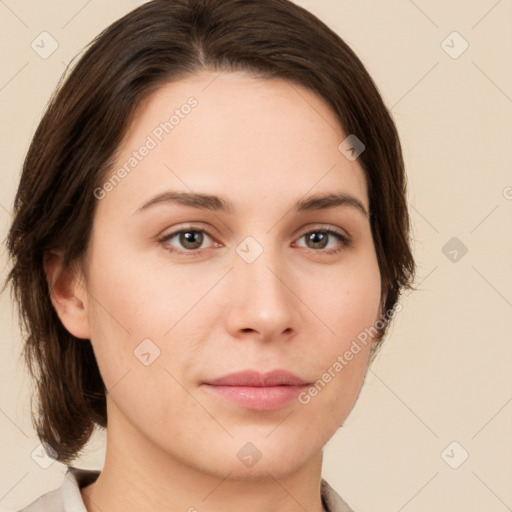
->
[{"left": 78, "top": 70, "right": 382, "bottom": 479}]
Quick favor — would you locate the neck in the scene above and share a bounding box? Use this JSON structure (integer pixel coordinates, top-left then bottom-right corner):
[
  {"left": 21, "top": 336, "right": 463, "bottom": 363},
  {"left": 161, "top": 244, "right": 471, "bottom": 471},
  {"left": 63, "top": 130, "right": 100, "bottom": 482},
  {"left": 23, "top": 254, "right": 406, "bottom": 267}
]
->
[{"left": 81, "top": 411, "right": 326, "bottom": 512}]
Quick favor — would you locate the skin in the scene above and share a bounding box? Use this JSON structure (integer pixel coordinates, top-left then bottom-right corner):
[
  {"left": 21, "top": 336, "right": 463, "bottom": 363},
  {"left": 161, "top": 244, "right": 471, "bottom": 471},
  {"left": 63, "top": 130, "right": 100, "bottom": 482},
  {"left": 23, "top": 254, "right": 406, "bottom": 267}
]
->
[{"left": 46, "top": 70, "right": 382, "bottom": 512}]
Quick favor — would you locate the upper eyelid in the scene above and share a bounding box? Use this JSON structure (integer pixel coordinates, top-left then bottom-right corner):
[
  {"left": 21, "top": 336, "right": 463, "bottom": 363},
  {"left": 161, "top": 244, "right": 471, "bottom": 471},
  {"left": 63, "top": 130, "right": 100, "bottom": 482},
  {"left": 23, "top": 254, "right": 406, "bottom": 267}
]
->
[
  {"left": 159, "top": 224, "right": 350, "bottom": 249},
  {"left": 293, "top": 223, "right": 350, "bottom": 241},
  {"left": 160, "top": 223, "right": 349, "bottom": 238},
  {"left": 159, "top": 224, "right": 217, "bottom": 242}
]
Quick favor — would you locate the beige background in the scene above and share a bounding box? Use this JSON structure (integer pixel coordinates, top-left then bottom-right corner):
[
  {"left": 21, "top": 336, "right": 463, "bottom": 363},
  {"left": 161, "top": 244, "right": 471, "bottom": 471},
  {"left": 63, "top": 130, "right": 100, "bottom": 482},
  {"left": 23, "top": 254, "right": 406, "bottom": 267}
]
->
[{"left": 1, "top": 1, "right": 511, "bottom": 511}]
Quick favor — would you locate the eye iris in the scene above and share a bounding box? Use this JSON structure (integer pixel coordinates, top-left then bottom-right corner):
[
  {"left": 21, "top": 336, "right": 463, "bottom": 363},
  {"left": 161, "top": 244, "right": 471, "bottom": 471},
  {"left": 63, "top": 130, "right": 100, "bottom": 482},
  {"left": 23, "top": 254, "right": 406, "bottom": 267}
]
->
[
  {"left": 307, "top": 232, "right": 328, "bottom": 249},
  {"left": 180, "top": 230, "right": 203, "bottom": 249}
]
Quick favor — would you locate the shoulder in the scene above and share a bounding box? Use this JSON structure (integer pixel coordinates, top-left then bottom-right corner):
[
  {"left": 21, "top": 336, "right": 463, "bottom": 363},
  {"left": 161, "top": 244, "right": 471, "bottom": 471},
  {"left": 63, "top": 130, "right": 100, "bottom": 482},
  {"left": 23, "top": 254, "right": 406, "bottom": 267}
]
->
[
  {"left": 15, "top": 467, "right": 101, "bottom": 512},
  {"left": 16, "top": 487, "right": 63, "bottom": 512},
  {"left": 321, "top": 478, "right": 356, "bottom": 512}
]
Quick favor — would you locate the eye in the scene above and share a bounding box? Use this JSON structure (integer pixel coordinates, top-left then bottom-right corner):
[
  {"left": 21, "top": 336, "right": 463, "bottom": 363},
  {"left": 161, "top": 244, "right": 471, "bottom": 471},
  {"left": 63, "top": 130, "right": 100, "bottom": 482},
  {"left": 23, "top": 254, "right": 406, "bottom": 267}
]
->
[
  {"left": 159, "top": 225, "right": 351, "bottom": 256},
  {"left": 294, "top": 228, "right": 351, "bottom": 254},
  {"left": 159, "top": 228, "right": 217, "bottom": 254}
]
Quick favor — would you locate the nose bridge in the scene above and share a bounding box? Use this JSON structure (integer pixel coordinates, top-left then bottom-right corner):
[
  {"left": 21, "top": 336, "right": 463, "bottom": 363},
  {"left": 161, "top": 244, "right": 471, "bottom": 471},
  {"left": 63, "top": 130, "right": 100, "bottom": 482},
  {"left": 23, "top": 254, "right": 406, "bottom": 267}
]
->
[{"left": 226, "top": 235, "right": 297, "bottom": 338}]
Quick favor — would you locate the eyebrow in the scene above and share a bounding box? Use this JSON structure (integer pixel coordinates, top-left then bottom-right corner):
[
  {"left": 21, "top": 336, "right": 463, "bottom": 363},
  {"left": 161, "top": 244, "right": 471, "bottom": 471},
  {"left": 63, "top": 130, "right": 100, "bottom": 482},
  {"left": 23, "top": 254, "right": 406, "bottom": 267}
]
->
[{"left": 136, "top": 190, "right": 368, "bottom": 217}]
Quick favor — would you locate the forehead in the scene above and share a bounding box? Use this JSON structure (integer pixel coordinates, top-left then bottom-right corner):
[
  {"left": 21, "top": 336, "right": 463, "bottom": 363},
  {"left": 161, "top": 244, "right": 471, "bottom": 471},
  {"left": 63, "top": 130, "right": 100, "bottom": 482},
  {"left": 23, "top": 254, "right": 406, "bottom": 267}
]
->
[{"left": 97, "top": 70, "right": 368, "bottom": 218}]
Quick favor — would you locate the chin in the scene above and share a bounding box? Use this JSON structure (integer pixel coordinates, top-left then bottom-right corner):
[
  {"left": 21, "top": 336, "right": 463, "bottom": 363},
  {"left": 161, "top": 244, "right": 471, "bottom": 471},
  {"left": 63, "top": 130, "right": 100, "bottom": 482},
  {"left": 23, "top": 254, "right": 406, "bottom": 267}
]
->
[
  {"left": 203, "top": 455, "right": 314, "bottom": 482},
  {"left": 191, "top": 434, "right": 323, "bottom": 482}
]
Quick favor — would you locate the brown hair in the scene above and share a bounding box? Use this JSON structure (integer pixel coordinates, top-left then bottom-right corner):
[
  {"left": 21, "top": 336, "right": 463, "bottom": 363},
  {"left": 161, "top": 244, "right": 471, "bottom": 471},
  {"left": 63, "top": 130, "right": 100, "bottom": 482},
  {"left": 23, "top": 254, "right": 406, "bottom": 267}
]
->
[{"left": 6, "top": 0, "right": 415, "bottom": 464}]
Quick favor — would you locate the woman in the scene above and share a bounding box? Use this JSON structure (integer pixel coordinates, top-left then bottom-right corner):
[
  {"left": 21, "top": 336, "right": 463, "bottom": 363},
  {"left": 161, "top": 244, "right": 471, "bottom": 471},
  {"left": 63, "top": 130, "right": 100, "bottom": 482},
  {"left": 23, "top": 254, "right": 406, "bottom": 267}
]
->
[{"left": 7, "top": 0, "right": 415, "bottom": 511}]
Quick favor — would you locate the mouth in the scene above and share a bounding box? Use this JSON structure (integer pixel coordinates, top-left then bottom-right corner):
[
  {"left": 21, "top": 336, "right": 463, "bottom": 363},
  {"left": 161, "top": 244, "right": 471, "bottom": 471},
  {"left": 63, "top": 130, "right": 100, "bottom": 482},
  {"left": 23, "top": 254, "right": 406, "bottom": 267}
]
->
[{"left": 201, "top": 369, "right": 311, "bottom": 411}]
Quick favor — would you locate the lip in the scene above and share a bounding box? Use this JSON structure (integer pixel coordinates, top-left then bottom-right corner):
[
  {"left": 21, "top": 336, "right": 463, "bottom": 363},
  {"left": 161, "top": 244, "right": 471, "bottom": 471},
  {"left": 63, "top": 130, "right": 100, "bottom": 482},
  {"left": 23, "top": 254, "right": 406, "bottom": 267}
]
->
[
  {"left": 205, "top": 369, "right": 309, "bottom": 387},
  {"left": 202, "top": 370, "right": 310, "bottom": 411}
]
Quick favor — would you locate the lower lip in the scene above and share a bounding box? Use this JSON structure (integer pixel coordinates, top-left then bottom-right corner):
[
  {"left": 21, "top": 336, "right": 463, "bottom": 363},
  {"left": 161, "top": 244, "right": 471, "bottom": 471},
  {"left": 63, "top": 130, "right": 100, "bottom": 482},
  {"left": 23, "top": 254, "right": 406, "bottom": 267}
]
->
[{"left": 202, "top": 384, "right": 309, "bottom": 411}]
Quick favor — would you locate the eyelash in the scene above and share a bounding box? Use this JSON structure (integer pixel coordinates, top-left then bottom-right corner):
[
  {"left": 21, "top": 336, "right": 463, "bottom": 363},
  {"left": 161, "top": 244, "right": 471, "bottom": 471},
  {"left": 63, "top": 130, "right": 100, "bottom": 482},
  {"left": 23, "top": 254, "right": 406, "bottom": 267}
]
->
[{"left": 158, "top": 225, "right": 351, "bottom": 256}]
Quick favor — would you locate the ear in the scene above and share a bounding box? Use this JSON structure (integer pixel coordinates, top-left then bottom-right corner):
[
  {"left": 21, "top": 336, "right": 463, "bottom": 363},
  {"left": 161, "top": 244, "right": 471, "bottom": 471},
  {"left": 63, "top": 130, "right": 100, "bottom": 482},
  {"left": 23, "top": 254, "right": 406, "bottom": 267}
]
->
[
  {"left": 380, "top": 290, "right": 388, "bottom": 316},
  {"left": 371, "top": 290, "right": 388, "bottom": 345},
  {"left": 43, "top": 251, "right": 91, "bottom": 339}
]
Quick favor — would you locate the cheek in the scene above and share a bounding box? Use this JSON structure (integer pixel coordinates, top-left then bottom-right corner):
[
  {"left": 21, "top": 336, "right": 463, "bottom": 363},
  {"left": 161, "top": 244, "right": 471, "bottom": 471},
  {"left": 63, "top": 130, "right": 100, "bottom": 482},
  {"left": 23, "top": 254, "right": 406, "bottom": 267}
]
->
[
  {"left": 314, "top": 250, "right": 382, "bottom": 342},
  {"left": 83, "top": 242, "right": 214, "bottom": 390},
  {"left": 301, "top": 253, "right": 381, "bottom": 409},
  {"left": 83, "top": 256, "right": 193, "bottom": 425},
  {"left": 86, "top": 246, "right": 200, "bottom": 336}
]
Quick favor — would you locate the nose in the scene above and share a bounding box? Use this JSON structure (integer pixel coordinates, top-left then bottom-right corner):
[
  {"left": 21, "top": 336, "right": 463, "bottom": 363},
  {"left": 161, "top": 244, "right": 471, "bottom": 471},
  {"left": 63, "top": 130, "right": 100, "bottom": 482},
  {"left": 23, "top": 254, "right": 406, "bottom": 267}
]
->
[{"left": 223, "top": 242, "right": 301, "bottom": 343}]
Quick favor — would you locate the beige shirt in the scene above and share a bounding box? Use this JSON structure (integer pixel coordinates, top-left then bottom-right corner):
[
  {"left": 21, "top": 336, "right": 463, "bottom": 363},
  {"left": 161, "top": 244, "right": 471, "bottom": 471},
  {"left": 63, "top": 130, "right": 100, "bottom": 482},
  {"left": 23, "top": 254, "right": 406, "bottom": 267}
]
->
[{"left": 17, "top": 466, "right": 355, "bottom": 512}]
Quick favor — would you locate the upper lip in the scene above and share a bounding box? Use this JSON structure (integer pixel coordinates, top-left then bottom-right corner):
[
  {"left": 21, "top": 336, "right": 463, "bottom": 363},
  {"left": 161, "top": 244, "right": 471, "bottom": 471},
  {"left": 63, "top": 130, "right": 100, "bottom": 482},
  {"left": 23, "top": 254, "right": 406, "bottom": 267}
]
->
[{"left": 203, "top": 369, "right": 309, "bottom": 387}]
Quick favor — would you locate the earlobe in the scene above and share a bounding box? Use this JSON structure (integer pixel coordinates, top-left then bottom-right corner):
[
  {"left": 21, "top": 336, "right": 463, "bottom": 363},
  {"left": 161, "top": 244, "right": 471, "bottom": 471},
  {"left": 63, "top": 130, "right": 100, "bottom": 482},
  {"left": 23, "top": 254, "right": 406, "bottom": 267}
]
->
[
  {"left": 381, "top": 290, "right": 388, "bottom": 314},
  {"left": 43, "top": 251, "right": 91, "bottom": 339},
  {"left": 371, "top": 290, "right": 388, "bottom": 346}
]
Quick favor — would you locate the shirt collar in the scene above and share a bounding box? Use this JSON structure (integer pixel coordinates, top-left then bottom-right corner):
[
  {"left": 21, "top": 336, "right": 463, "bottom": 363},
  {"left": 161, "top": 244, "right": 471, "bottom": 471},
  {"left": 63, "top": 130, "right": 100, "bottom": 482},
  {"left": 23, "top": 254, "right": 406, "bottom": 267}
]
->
[{"left": 63, "top": 466, "right": 354, "bottom": 512}]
